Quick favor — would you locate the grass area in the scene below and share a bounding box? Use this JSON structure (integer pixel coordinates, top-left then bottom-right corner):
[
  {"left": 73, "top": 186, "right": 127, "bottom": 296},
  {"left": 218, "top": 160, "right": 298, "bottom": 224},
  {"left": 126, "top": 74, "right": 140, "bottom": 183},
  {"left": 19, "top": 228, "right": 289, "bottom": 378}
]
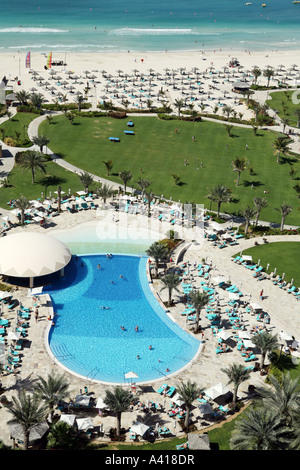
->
[
  {"left": 38, "top": 114, "right": 300, "bottom": 225},
  {"left": 267, "top": 90, "right": 300, "bottom": 129},
  {"left": 236, "top": 241, "right": 300, "bottom": 286},
  {"left": 0, "top": 112, "right": 38, "bottom": 146},
  {"left": 0, "top": 159, "right": 100, "bottom": 207}
]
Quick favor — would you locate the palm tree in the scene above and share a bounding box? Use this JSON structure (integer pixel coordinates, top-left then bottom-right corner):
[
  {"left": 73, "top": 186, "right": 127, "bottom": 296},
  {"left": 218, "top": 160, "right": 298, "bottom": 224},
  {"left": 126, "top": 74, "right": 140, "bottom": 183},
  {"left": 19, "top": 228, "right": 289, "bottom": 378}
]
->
[
  {"left": 57, "top": 185, "right": 62, "bottom": 212},
  {"left": 294, "top": 108, "right": 300, "bottom": 128},
  {"left": 15, "top": 89, "right": 30, "bottom": 105},
  {"left": 263, "top": 67, "right": 275, "bottom": 87},
  {"left": 74, "top": 94, "right": 85, "bottom": 112},
  {"left": 225, "top": 124, "right": 233, "bottom": 137},
  {"left": 32, "top": 135, "right": 50, "bottom": 153},
  {"left": 231, "top": 157, "right": 249, "bottom": 186},
  {"left": 223, "top": 105, "right": 233, "bottom": 119},
  {"left": 97, "top": 183, "right": 114, "bottom": 203},
  {"left": 272, "top": 135, "right": 291, "bottom": 163},
  {"left": 251, "top": 67, "right": 262, "bottom": 85},
  {"left": 282, "top": 117, "right": 289, "bottom": 134},
  {"left": 206, "top": 185, "right": 231, "bottom": 218},
  {"left": 251, "top": 332, "right": 279, "bottom": 370},
  {"left": 5, "top": 390, "right": 48, "bottom": 450},
  {"left": 221, "top": 363, "right": 251, "bottom": 407},
  {"left": 275, "top": 202, "right": 293, "bottom": 231},
  {"left": 136, "top": 177, "right": 151, "bottom": 196},
  {"left": 255, "top": 372, "right": 300, "bottom": 427},
  {"left": 242, "top": 205, "right": 257, "bottom": 234},
  {"left": 34, "top": 372, "right": 70, "bottom": 420},
  {"left": 119, "top": 170, "right": 132, "bottom": 194},
  {"left": 20, "top": 150, "right": 47, "bottom": 183},
  {"left": 30, "top": 92, "right": 45, "bottom": 110},
  {"left": 253, "top": 196, "right": 268, "bottom": 225},
  {"left": 230, "top": 406, "right": 291, "bottom": 450},
  {"left": 103, "top": 386, "right": 133, "bottom": 438},
  {"left": 144, "top": 191, "right": 155, "bottom": 217},
  {"left": 46, "top": 421, "right": 78, "bottom": 450},
  {"left": 78, "top": 171, "right": 94, "bottom": 193},
  {"left": 13, "top": 194, "right": 31, "bottom": 225},
  {"left": 174, "top": 98, "right": 184, "bottom": 118},
  {"left": 103, "top": 159, "right": 113, "bottom": 176},
  {"left": 175, "top": 380, "right": 201, "bottom": 430},
  {"left": 146, "top": 242, "right": 169, "bottom": 277},
  {"left": 160, "top": 272, "right": 181, "bottom": 306},
  {"left": 188, "top": 290, "right": 210, "bottom": 332},
  {"left": 293, "top": 182, "right": 300, "bottom": 199}
]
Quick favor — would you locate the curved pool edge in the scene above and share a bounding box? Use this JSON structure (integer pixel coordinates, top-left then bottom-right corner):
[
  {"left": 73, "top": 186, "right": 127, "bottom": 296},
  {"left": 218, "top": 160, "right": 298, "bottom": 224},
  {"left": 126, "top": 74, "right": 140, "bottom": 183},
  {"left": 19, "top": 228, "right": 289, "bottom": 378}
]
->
[{"left": 43, "top": 253, "right": 204, "bottom": 386}]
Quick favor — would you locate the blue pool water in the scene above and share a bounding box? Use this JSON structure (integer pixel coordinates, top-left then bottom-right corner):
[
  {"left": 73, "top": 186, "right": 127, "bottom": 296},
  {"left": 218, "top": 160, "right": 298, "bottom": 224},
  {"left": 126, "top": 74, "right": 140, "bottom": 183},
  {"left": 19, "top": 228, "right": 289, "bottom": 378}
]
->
[{"left": 45, "top": 254, "right": 200, "bottom": 384}]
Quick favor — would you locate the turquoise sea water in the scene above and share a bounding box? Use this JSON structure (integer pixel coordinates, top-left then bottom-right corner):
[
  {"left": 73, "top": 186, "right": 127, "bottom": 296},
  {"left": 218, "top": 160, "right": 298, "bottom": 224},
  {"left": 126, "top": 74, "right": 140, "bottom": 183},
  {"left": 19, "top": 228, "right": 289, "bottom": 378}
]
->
[{"left": 1, "top": 0, "right": 300, "bottom": 52}]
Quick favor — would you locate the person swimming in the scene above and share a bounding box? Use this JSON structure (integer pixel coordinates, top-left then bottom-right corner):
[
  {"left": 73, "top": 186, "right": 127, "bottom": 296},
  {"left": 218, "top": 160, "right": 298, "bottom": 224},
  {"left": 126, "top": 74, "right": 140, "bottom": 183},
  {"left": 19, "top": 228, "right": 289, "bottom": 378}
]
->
[{"left": 99, "top": 306, "right": 110, "bottom": 310}]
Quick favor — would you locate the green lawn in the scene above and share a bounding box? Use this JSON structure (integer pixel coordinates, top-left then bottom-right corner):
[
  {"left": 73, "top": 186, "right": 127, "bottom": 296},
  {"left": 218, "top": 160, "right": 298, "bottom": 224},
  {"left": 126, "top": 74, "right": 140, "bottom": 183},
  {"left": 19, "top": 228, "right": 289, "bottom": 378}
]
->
[
  {"left": 0, "top": 112, "right": 38, "bottom": 145},
  {"left": 236, "top": 241, "right": 300, "bottom": 286},
  {"left": 0, "top": 159, "right": 99, "bottom": 208},
  {"left": 38, "top": 115, "right": 300, "bottom": 226},
  {"left": 267, "top": 90, "right": 300, "bottom": 129}
]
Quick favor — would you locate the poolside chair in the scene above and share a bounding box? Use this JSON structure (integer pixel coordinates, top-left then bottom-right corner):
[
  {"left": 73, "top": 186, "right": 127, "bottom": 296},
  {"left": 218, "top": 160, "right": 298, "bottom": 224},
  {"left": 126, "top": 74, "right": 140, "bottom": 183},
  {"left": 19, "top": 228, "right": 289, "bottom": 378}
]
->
[
  {"left": 166, "top": 386, "right": 176, "bottom": 397},
  {"left": 244, "top": 354, "right": 256, "bottom": 362},
  {"left": 156, "top": 383, "right": 168, "bottom": 394},
  {"left": 176, "top": 442, "right": 189, "bottom": 450},
  {"left": 219, "top": 405, "right": 229, "bottom": 413},
  {"left": 288, "top": 286, "right": 296, "bottom": 293}
]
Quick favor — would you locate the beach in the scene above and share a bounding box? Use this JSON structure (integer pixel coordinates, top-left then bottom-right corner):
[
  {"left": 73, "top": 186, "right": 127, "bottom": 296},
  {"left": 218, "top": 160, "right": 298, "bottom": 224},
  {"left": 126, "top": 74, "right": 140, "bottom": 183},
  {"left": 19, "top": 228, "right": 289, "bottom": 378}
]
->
[{"left": 1, "top": 49, "right": 300, "bottom": 124}]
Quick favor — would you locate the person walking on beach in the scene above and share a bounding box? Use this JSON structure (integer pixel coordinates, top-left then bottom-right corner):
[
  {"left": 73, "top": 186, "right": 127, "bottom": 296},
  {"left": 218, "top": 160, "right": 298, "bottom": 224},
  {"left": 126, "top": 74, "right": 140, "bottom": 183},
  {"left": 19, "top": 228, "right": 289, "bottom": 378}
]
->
[
  {"left": 260, "top": 289, "right": 263, "bottom": 300},
  {"left": 34, "top": 308, "right": 39, "bottom": 323}
]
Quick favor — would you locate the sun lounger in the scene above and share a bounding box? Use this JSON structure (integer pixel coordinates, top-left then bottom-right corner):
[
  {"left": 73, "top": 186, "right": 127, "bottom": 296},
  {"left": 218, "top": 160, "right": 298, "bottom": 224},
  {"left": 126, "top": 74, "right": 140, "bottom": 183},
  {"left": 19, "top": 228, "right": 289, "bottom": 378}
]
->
[
  {"left": 109, "top": 137, "right": 120, "bottom": 142},
  {"left": 156, "top": 383, "right": 168, "bottom": 394},
  {"left": 244, "top": 354, "right": 256, "bottom": 362},
  {"left": 124, "top": 130, "right": 135, "bottom": 135},
  {"left": 288, "top": 286, "right": 296, "bottom": 293},
  {"left": 166, "top": 386, "right": 176, "bottom": 397},
  {"left": 219, "top": 405, "right": 229, "bottom": 413},
  {"left": 176, "top": 442, "right": 189, "bottom": 450},
  {"left": 197, "top": 397, "right": 207, "bottom": 403}
]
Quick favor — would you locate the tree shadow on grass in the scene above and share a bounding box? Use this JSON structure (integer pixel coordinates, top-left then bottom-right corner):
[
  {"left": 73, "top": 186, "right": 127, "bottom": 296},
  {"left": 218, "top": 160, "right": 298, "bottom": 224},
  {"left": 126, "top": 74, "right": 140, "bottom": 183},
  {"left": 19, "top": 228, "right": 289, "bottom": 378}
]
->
[
  {"left": 279, "top": 155, "right": 298, "bottom": 165},
  {"left": 39, "top": 175, "right": 67, "bottom": 189},
  {"left": 243, "top": 180, "right": 264, "bottom": 188}
]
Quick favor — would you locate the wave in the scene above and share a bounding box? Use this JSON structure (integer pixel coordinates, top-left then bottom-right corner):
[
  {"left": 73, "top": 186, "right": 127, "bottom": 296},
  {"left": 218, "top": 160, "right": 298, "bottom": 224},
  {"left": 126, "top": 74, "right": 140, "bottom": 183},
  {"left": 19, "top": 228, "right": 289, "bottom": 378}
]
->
[
  {"left": 8, "top": 44, "right": 117, "bottom": 50},
  {"left": 0, "top": 27, "right": 69, "bottom": 34},
  {"left": 110, "top": 27, "right": 201, "bottom": 36}
]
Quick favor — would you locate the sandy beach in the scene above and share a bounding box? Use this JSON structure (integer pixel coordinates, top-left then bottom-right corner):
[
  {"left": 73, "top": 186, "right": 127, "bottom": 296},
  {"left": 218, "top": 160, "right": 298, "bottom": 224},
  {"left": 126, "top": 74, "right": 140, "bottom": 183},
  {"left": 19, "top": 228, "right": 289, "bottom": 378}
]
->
[{"left": 2, "top": 49, "right": 300, "bottom": 122}]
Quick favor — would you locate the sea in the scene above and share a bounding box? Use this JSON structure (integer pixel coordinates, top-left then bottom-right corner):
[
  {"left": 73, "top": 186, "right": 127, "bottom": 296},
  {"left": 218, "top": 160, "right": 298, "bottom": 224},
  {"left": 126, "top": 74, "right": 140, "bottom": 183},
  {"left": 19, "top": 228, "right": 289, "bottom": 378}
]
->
[{"left": 1, "top": 0, "right": 300, "bottom": 53}]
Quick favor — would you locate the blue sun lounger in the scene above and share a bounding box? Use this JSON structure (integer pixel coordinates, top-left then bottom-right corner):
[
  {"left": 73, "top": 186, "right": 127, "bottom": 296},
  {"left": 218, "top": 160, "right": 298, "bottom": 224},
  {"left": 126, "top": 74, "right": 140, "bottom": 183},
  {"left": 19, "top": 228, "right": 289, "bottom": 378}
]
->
[
  {"left": 157, "top": 383, "right": 168, "bottom": 394},
  {"left": 109, "top": 137, "right": 120, "bottom": 142},
  {"left": 124, "top": 130, "right": 134, "bottom": 135},
  {"left": 166, "top": 386, "right": 176, "bottom": 397}
]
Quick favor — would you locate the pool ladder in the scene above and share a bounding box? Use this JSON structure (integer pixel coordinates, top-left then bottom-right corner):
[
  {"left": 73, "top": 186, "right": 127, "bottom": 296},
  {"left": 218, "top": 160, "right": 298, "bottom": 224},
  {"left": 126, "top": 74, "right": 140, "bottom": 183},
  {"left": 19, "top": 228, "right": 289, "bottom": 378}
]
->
[{"left": 86, "top": 367, "right": 99, "bottom": 380}]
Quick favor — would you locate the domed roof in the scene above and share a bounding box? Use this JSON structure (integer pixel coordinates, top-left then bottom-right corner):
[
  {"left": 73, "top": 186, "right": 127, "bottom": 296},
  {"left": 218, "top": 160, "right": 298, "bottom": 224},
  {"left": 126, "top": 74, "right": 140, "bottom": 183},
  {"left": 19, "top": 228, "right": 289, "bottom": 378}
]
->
[{"left": 0, "top": 232, "right": 71, "bottom": 277}]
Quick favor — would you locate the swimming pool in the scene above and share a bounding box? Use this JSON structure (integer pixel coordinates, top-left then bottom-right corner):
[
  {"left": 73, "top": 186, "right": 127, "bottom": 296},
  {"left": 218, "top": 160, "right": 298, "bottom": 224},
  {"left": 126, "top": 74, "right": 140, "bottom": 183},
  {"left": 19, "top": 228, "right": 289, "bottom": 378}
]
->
[{"left": 45, "top": 254, "right": 201, "bottom": 384}]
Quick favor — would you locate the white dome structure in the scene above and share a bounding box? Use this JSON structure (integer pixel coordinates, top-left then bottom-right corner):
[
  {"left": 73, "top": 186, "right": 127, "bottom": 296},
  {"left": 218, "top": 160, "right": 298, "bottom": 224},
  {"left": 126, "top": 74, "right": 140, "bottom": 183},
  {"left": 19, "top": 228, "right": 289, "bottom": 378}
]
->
[{"left": 0, "top": 232, "right": 71, "bottom": 286}]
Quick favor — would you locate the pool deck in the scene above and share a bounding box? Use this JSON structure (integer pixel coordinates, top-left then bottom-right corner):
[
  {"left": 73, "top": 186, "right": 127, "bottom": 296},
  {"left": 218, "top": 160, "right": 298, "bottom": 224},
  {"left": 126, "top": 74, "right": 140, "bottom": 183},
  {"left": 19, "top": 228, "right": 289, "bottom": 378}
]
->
[{"left": 0, "top": 205, "right": 299, "bottom": 447}]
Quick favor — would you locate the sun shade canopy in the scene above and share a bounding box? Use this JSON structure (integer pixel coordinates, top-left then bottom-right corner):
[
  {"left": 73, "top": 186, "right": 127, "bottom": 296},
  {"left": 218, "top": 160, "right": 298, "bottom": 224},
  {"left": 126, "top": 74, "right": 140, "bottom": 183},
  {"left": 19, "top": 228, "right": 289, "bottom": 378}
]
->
[{"left": 0, "top": 232, "right": 71, "bottom": 278}]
